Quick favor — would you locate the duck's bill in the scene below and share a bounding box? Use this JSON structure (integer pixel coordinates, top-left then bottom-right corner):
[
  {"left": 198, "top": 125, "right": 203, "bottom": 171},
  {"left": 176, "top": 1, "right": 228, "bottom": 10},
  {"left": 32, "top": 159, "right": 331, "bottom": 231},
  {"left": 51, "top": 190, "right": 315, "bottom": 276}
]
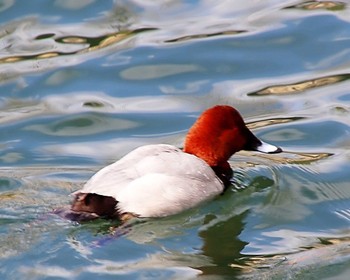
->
[
  {"left": 245, "top": 130, "right": 282, "bottom": 154},
  {"left": 254, "top": 140, "right": 282, "bottom": 154}
]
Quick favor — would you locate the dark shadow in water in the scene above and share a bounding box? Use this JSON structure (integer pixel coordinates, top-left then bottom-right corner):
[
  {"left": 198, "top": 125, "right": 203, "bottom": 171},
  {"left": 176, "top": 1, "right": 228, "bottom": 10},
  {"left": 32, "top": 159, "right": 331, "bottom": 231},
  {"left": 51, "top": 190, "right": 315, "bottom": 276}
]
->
[
  {"left": 165, "top": 30, "right": 246, "bottom": 43},
  {"left": 196, "top": 212, "right": 249, "bottom": 277}
]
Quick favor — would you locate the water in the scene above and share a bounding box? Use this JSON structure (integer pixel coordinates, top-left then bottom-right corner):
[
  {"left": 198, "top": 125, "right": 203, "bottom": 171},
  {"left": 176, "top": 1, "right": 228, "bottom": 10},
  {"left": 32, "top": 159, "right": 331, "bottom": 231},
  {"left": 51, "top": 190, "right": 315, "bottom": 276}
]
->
[{"left": 0, "top": 0, "right": 350, "bottom": 279}]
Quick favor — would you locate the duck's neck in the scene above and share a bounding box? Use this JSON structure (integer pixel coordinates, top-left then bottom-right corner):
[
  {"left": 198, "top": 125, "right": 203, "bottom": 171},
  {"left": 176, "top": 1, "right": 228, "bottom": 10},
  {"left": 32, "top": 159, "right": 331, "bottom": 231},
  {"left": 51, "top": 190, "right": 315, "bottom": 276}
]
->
[
  {"left": 184, "top": 134, "right": 234, "bottom": 187},
  {"left": 211, "top": 162, "right": 233, "bottom": 188}
]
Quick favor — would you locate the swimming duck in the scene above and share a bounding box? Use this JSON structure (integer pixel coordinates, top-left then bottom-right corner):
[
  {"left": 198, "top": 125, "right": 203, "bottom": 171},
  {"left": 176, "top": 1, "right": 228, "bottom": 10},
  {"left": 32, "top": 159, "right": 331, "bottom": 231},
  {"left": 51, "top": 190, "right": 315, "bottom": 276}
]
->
[{"left": 68, "top": 105, "right": 282, "bottom": 221}]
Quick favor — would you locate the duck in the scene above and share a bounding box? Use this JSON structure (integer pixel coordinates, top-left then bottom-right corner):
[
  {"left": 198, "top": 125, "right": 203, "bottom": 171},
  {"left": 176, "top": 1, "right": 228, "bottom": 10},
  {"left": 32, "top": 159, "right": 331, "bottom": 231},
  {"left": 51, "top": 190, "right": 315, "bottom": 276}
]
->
[{"left": 65, "top": 105, "right": 282, "bottom": 221}]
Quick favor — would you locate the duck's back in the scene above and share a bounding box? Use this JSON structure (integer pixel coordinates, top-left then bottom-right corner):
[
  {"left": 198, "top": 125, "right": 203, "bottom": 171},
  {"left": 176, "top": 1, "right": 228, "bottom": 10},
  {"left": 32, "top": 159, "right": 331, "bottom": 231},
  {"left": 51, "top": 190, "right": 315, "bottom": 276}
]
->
[{"left": 77, "top": 144, "right": 224, "bottom": 217}]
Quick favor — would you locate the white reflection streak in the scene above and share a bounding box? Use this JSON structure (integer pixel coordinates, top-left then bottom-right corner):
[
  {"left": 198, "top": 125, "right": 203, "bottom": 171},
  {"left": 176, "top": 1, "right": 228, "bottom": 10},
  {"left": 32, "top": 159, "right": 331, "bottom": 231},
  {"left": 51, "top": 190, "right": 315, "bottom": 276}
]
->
[
  {"left": 247, "top": 229, "right": 350, "bottom": 255},
  {"left": 305, "top": 49, "right": 350, "bottom": 70},
  {"left": 160, "top": 80, "right": 209, "bottom": 94},
  {"left": 335, "top": 209, "right": 350, "bottom": 221},
  {"left": 19, "top": 255, "right": 201, "bottom": 278},
  {"left": 54, "top": 0, "right": 96, "bottom": 10},
  {"left": 20, "top": 265, "right": 76, "bottom": 279}
]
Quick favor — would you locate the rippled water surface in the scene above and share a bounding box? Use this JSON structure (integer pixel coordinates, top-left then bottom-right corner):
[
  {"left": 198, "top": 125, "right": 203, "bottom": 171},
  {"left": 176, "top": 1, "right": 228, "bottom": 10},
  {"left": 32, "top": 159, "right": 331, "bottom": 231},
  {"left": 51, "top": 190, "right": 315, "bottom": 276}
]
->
[{"left": 1, "top": 1, "right": 350, "bottom": 279}]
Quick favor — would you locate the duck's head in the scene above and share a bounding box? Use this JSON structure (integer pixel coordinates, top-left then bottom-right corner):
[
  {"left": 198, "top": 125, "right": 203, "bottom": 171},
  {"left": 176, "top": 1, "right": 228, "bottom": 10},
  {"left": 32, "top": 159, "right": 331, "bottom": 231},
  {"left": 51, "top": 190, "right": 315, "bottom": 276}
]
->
[{"left": 184, "top": 105, "right": 282, "bottom": 168}]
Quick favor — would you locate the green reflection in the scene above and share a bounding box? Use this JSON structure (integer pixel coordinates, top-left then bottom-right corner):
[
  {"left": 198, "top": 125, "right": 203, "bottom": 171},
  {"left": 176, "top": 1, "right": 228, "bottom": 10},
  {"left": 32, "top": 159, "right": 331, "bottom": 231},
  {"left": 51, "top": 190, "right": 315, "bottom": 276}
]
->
[
  {"left": 120, "top": 64, "right": 202, "bottom": 80},
  {"left": 24, "top": 114, "right": 138, "bottom": 136}
]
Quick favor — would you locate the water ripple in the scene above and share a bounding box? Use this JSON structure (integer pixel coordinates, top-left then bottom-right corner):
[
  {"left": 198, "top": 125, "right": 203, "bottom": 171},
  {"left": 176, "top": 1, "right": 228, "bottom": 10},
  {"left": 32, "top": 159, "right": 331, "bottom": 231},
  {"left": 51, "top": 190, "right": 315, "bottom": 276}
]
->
[{"left": 0, "top": 16, "right": 155, "bottom": 82}]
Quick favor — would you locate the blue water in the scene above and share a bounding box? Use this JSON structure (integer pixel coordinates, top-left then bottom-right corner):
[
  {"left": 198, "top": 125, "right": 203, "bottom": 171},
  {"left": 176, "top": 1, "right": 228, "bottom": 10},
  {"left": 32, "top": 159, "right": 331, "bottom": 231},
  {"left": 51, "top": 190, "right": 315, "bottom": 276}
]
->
[{"left": 0, "top": 1, "right": 350, "bottom": 279}]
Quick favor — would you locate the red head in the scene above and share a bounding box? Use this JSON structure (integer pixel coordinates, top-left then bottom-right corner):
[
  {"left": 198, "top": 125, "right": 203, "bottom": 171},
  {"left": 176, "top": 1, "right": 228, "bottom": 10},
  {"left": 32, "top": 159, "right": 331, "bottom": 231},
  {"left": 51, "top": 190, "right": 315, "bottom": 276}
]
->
[{"left": 184, "top": 105, "right": 282, "bottom": 169}]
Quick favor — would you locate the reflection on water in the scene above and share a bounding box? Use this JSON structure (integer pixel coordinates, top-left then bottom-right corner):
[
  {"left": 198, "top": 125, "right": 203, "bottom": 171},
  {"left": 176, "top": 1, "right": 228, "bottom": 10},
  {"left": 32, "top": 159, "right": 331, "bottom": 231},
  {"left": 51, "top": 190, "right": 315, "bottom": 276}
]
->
[
  {"left": 286, "top": 1, "right": 346, "bottom": 11},
  {"left": 0, "top": 1, "right": 350, "bottom": 279},
  {"left": 246, "top": 116, "right": 305, "bottom": 129},
  {"left": 235, "top": 235, "right": 350, "bottom": 279},
  {"left": 0, "top": 16, "right": 155, "bottom": 83},
  {"left": 249, "top": 73, "right": 350, "bottom": 96},
  {"left": 250, "top": 151, "right": 333, "bottom": 164}
]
